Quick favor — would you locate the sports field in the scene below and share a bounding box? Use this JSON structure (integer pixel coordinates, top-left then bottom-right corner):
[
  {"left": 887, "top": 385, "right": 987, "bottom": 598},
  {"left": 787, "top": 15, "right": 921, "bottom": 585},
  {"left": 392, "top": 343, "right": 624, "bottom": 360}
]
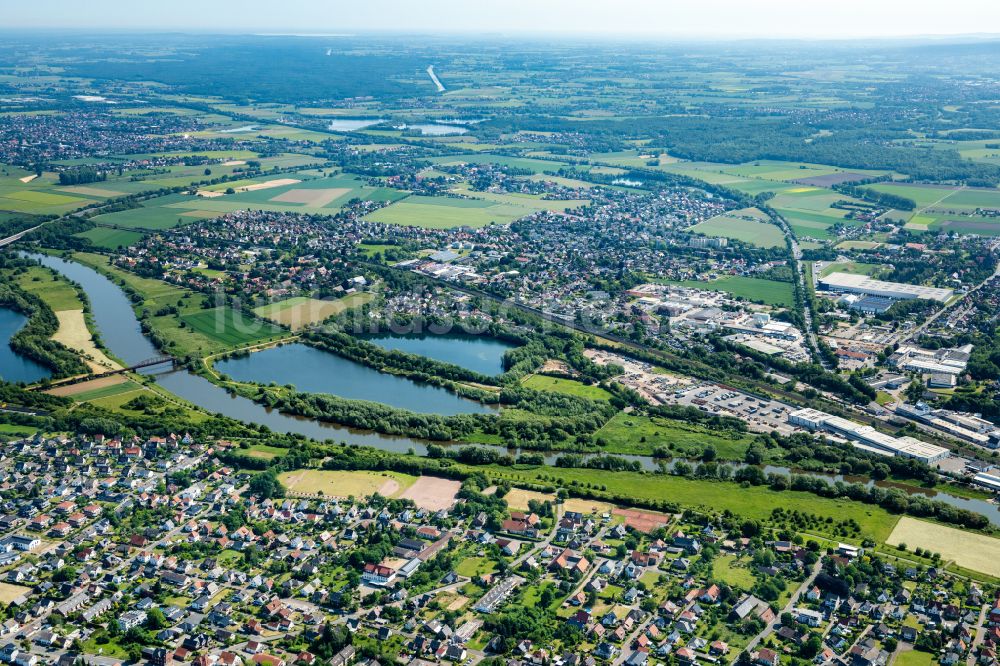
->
[
  {"left": 886, "top": 516, "right": 1000, "bottom": 577},
  {"left": 253, "top": 293, "right": 374, "bottom": 330}
]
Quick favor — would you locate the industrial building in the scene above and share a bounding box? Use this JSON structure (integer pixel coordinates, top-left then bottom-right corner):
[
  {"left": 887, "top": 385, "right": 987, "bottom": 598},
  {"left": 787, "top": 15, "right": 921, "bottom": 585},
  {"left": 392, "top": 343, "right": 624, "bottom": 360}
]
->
[
  {"left": 788, "top": 408, "right": 950, "bottom": 464},
  {"left": 818, "top": 272, "right": 953, "bottom": 303},
  {"left": 889, "top": 344, "right": 971, "bottom": 378},
  {"left": 972, "top": 472, "right": 1000, "bottom": 493},
  {"left": 895, "top": 402, "right": 998, "bottom": 448}
]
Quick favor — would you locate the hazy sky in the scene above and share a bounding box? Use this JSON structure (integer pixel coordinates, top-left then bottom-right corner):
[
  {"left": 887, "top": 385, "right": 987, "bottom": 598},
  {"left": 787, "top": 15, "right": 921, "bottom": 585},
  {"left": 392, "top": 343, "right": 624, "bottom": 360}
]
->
[{"left": 6, "top": 0, "right": 1000, "bottom": 39}]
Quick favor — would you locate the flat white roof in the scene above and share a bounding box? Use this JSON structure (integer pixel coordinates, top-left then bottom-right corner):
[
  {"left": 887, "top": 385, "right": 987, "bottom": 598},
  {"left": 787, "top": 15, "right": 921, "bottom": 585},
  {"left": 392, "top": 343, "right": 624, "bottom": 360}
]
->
[{"left": 819, "top": 272, "right": 953, "bottom": 302}]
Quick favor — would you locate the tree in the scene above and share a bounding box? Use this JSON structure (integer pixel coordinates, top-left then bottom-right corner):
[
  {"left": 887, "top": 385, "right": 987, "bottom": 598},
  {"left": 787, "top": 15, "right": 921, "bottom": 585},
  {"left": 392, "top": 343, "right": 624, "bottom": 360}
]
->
[
  {"left": 248, "top": 471, "right": 285, "bottom": 499},
  {"left": 145, "top": 608, "right": 168, "bottom": 631}
]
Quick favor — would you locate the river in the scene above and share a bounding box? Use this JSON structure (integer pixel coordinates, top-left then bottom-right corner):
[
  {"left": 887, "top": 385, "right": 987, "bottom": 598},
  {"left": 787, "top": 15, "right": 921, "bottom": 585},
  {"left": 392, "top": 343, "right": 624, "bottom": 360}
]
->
[
  {"left": 21, "top": 253, "right": 1000, "bottom": 525},
  {"left": 25, "top": 253, "right": 431, "bottom": 453}
]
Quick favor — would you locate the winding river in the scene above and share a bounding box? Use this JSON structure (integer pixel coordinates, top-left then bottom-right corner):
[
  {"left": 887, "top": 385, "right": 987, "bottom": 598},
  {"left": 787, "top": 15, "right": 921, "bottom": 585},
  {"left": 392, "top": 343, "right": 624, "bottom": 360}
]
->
[{"left": 21, "top": 254, "right": 1000, "bottom": 525}]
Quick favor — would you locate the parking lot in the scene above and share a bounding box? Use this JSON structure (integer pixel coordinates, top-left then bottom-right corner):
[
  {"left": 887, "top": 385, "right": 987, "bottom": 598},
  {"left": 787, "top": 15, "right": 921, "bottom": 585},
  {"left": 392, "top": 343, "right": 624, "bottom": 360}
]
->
[{"left": 666, "top": 384, "right": 798, "bottom": 436}]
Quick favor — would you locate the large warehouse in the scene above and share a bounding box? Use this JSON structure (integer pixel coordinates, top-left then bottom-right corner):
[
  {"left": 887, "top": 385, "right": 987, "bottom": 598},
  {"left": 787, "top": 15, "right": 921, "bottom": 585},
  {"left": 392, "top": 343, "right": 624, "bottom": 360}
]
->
[
  {"left": 788, "top": 408, "right": 950, "bottom": 464},
  {"left": 817, "top": 272, "right": 953, "bottom": 303}
]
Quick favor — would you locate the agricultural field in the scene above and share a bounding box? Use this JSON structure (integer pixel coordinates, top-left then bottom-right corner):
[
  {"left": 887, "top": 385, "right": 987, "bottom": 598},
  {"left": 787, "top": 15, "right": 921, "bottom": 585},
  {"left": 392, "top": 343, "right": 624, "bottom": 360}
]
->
[
  {"left": 521, "top": 374, "right": 613, "bottom": 401},
  {"left": 87, "top": 193, "right": 219, "bottom": 230},
  {"left": 398, "top": 475, "right": 462, "bottom": 511},
  {"left": 364, "top": 195, "right": 532, "bottom": 229},
  {"left": 75, "top": 226, "right": 145, "bottom": 249},
  {"left": 0, "top": 167, "right": 103, "bottom": 215},
  {"left": 51, "top": 310, "right": 121, "bottom": 372},
  {"left": 72, "top": 252, "right": 290, "bottom": 356},
  {"left": 179, "top": 307, "right": 286, "bottom": 350},
  {"left": 689, "top": 207, "right": 785, "bottom": 248},
  {"left": 169, "top": 173, "right": 406, "bottom": 216},
  {"left": 864, "top": 182, "right": 1000, "bottom": 234},
  {"left": 253, "top": 292, "right": 374, "bottom": 330},
  {"left": 886, "top": 516, "right": 1000, "bottom": 577},
  {"left": 429, "top": 153, "right": 569, "bottom": 174}
]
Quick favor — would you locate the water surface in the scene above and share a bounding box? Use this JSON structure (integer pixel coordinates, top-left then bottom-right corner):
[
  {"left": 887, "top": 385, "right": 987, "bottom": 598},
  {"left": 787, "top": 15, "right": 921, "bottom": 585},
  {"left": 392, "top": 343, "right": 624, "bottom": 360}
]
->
[
  {"left": 364, "top": 332, "right": 514, "bottom": 376},
  {"left": 0, "top": 308, "right": 51, "bottom": 384},
  {"left": 216, "top": 343, "right": 496, "bottom": 415}
]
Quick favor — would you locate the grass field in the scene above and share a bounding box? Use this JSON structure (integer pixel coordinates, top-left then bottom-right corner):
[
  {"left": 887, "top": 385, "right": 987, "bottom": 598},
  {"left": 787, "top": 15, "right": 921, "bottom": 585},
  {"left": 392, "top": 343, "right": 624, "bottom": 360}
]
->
[
  {"left": 364, "top": 195, "right": 532, "bottom": 229},
  {"left": 245, "top": 444, "right": 288, "bottom": 460},
  {"left": 886, "top": 516, "right": 1000, "bottom": 577},
  {"left": 711, "top": 554, "right": 756, "bottom": 590},
  {"left": 893, "top": 650, "right": 935, "bottom": 666},
  {"left": 594, "top": 412, "right": 758, "bottom": 459},
  {"left": 278, "top": 469, "right": 417, "bottom": 498},
  {"left": 180, "top": 308, "right": 286, "bottom": 349},
  {"left": 503, "top": 488, "right": 557, "bottom": 510},
  {"left": 479, "top": 465, "right": 901, "bottom": 542},
  {"left": 817, "top": 261, "right": 881, "bottom": 278},
  {"left": 12, "top": 264, "right": 120, "bottom": 372},
  {"left": 521, "top": 374, "right": 613, "bottom": 401},
  {"left": 0, "top": 582, "right": 30, "bottom": 604},
  {"left": 690, "top": 208, "right": 785, "bottom": 248},
  {"left": 14, "top": 266, "right": 82, "bottom": 311},
  {"left": 454, "top": 556, "right": 498, "bottom": 578},
  {"left": 253, "top": 293, "right": 374, "bottom": 330},
  {"left": 75, "top": 226, "right": 145, "bottom": 249},
  {"left": 667, "top": 276, "right": 795, "bottom": 307},
  {"left": 72, "top": 252, "right": 290, "bottom": 356},
  {"left": 72, "top": 380, "right": 142, "bottom": 402}
]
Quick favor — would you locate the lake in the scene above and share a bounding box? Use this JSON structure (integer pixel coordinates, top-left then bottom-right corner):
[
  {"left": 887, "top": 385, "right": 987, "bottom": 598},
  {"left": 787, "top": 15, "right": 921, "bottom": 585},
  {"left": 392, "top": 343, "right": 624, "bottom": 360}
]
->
[
  {"left": 402, "top": 123, "right": 468, "bottom": 136},
  {"left": 364, "top": 332, "right": 514, "bottom": 376},
  {"left": 24, "top": 253, "right": 436, "bottom": 452},
  {"left": 0, "top": 308, "right": 51, "bottom": 384},
  {"left": 17, "top": 255, "right": 1000, "bottom": 525},
  {"left": 215, "top": 343, "right": 496, "bottom": 415},
  {"left": 328, "top": 118, "right": 385, "bottom": 131}
]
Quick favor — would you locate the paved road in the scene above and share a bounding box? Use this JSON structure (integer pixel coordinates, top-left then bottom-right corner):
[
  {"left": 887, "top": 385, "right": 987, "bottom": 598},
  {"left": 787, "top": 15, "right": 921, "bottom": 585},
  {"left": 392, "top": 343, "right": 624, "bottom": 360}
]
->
[
  {"left": 427, "top": 66, "right": 446, "bottom": 93},
  {"left": 744, "top": 559, "right": 823, "bottom": 655},
  {"left": 966, "top": 603, "right": 988, "bottom": 666}
]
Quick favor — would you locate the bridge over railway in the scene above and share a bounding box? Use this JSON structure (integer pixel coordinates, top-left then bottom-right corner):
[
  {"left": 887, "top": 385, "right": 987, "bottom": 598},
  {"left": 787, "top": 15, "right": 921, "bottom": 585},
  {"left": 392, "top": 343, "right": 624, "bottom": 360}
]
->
[{"left": 31, "top": 355, "right": 177, "bottom": 391}]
